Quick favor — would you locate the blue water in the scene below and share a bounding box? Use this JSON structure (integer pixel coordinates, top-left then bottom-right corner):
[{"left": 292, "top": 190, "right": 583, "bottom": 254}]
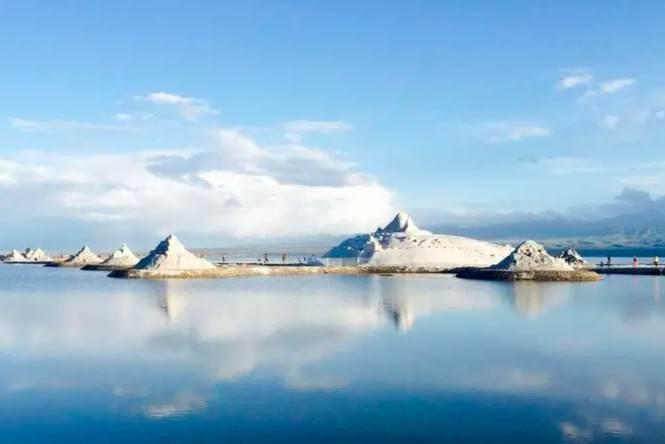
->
[{"left": 1, "top": 265, "right": 664, "bottom": 443}]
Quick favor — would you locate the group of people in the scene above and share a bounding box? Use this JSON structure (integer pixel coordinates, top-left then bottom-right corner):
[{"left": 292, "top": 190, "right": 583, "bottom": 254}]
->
[{"left": 601, "top": 255, "right": 660, "bottom": 268}]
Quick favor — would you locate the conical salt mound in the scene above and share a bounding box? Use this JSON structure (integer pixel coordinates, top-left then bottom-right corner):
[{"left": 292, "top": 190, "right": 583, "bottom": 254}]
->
[
  {"left": 559, "top": 248, "right": 589, "bottom": 267},
  {"left": 64, "top": 245, "right": 102, "bottom": 265},
  {"left": 25, "top": 248, "right": 51, "bottom": 262},
  {"left": 381, "top": 211, "right": 431, "bottom": 235},
  {"left": 4, "top": 249, "right": 27, "bottom": 262},
  {"left": 491, "top": 240, "right": 573, "bottom": 271},
  {"left": 101, "top": 244, "right": 139, "bottom": 267},
  {"left": 134, "top": 235, "right": 215, "bottom": 271}
]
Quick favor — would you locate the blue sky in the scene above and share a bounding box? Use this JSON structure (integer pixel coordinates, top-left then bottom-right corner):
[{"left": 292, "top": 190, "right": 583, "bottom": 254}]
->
[{"left": 1, "top": 1, "right": 665, "bottom": 249}]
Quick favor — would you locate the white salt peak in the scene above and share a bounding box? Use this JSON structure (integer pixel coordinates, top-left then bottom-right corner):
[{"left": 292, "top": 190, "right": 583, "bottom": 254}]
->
[
  {"left": 491, "top": 240, "right": 573, "bottom": 271},
  {"left": 24, "top": 248, "right": 51, "bottom": 262},
  {"left": 102, "top": 244, "right": 139, "bottom": 267},
  {"left": 3, "top": 249, "right": 27, "bottom": 262},
  {"left": 559, "top": 248, "right": 589, "bottom": 267},
  {"left": 381, "top": 211, "right": 431, "bottom": 235},
  {"left": 64, "top": 245, "right": 103, "bottom": 265},
  {"left": 134, "top": 235, "right": 215, "bottom": 271}
]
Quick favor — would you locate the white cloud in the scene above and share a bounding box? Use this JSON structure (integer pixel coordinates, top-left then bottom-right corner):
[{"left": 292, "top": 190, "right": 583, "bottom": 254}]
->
[
  {"left": 9, "top": 118, "right": 133, "bottom": 133},
  {"left": 134, "top": 92, "right": 218, "bottom": 120},
  {"left": 599, "top": 78, "right": 635, "bottom": 94},
  {"left": 582, "top": 77, "right": 636, "bottom": 99},
  {"left": 284, "top": 120, "right": 352, "bottom": 143},
  {"left": 0, "top": 129, "right": 394, "bottom": 240},
  {"left": 467, "top": 121, "right": 552, "bottom": 143},
  {"left": 599, "top": 114, "right": 620, "bottom": 130},
  {"left": 115, "top": 112, "right": 153, "bottom": 122},
  {"left": 531, "top": 157, "right": 605, "bottom": 175},
  {"left": 556, "top": 71, "right": 594, "bottom": 90}
]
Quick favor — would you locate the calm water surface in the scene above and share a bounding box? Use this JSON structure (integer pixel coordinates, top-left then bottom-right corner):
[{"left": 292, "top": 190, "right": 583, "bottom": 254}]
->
[{"left": 1, "top": 265, "right": 664, "bottom": 443}]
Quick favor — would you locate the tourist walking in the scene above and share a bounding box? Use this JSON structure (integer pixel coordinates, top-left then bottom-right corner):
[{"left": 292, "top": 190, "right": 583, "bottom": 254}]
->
[{"left": 633, "top": 256, "right": 639, "bottom": 268}]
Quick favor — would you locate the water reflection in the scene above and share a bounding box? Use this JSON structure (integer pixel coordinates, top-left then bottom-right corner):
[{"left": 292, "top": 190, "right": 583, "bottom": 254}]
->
[
  {"left": 507, "top": 282, "right": 571, "bottom": 319},
  {"left": 2, "top": 267, "right": 665, "bottom": 442}
]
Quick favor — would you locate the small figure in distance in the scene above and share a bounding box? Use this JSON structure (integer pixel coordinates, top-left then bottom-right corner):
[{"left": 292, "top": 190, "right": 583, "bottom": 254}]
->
[
  {"left": 607, "top": 255, "right": 612, "bottom": 267},
  {"left": 282, "top": 253, "right": 287, "bottom": 264},
  {"left": 222, "top": 255, "right": 226, "bottom": 264},
  {"left": 264, "top": 253, "right": 269, "bottom": 264},
  {"left": 633, "top": 256, "right": 639, "bottom": 268},
  {"left": 654, "top": 256, "right": 660, "bottom": 267}
]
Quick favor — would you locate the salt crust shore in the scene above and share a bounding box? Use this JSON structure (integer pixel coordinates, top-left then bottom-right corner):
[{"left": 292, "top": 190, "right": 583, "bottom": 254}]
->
[
  {"left": 456, "top": 268, "right": 601, "bottom": 281},
  {"left": 108, "top": 264, "right": 460, "bottom": 279}
]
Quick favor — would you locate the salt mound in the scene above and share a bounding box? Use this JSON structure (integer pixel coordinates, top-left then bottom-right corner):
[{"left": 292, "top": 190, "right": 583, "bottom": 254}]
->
[
  {"left": 381, "top": 211, "right": 431, "bottom": 235},
  {"left": 64, "top": 245, "right": 103, "bottom": 265},
  {"left": 101, "top": 244, "right": 139, "bottom": 267},
  {"left": 324, "top": 211, "right": 513, "bottom": 269},
  {"left": 3, "top": 249, "right": 27, "bottom": 262},
  {"left": 24, "top": 248, "right": 51, "bottom": 262},
  {"left": 559, "top": 248, "right": 589, "bottom": 267},
  {"left": 491, "top": 240, "right": 573, "bottom": 271},
  {"left": 134, "top": 235, "right": 215, "bottom": 271}
]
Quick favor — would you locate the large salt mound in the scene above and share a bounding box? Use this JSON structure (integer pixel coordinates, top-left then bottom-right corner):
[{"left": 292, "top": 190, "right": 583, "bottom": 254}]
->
[
  {"left": 134, "top": 235, "right": 215, "bottom": 271},
  {"left": 24, "top": 248, "right": 51, "bottom": 262},
  {"left": 64, "top": 245, "right": 103, "bottom": 265},
  {"left": 324, "top": 211, "right": 513, "bottom": 269},
  {"left": 559, "top": 248, "right": 589, "bottom": 267},
  {"left": 3, "top": 249, "right": 27, "bottom": 262},
  {"left": 456, "top": 240, "right": 600, "bottom": 281},
  {"left": 101, "top": 244, "right": 139, "bottom": 267},
  {"left": 491, "top": 240, "right": 573, "bottom": 271}
]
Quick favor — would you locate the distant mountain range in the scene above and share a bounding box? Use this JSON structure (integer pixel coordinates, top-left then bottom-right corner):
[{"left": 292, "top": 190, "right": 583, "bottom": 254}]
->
[{"left": 429, "top": 213, "right": 665, "bottom": 249}]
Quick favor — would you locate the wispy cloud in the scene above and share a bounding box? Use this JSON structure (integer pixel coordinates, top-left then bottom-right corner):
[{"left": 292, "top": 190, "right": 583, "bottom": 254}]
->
[
  {"left": 466, "top": 121, "right": 552, "bottom": 143},
  {"left": 556, "top": 69, "right": 594, "bottom": 90},
  {"left": 134, "top": 92, "right": 218, "bottom": 120},
  {"left": 9, "top": 118, "right": 133, "bottom": 134},
  {"left": 115, "top": 112, "right": 153, "bottom": 122},
  {"left": 284, "top": 120, "right": 352, "bottom": 143},
  {"left": 582, "top": 77, "right": 636, "bottom": 99},
  {"left": 598, "top": 78, "right": 635, "bottom": 94},
  {"left": 599, "top": 114, "right": 620, "bottom": 130},
  {"left": 528, "top": 157, "right": 605, "bottom": 175}
]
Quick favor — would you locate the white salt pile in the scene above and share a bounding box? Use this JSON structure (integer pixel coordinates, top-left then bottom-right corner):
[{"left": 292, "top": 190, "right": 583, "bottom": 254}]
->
[
  {"left": 63, "top": 245, "right": 103, "bottom": 266},
  {"left": 24, "top": 248, "right": 51, "bottom": 262},
  {"left": 491, "top": 240, "right": 573, "bottom": 271},
  {"left": 559, "top": 248, "right": 589, "bottom": 267},
  {"left": 3, "top": 249, "right": 27, "bottom": 262},
  {"left": 133, "top": 235, "right": 215, "bottom": 271},
  {"left": 101, "top": 244, "right": 139, "bottom": 267},
  {"left": 324, "top": 211, "right": 513, "bottom": 269}
]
